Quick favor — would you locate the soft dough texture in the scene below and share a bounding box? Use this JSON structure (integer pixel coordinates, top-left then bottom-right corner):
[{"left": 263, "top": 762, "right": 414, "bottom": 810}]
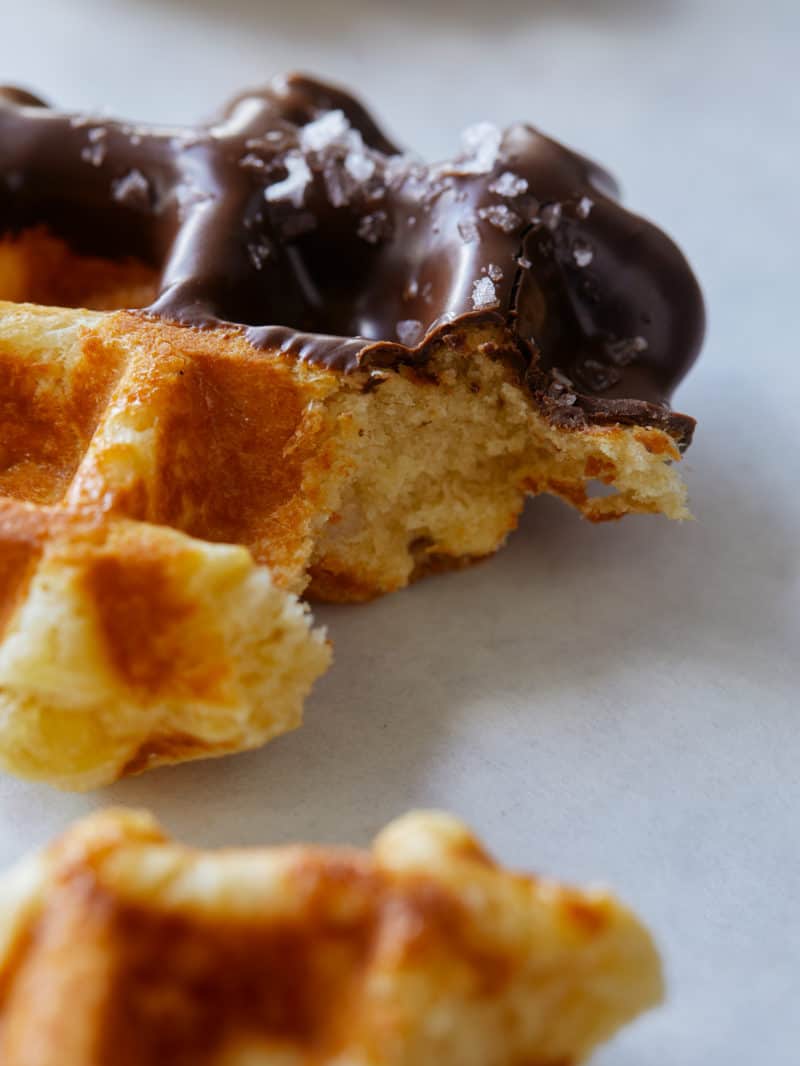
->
[
  {"left": 0, "top": 808, "right": 664, "bottom": 1065},
  {"left": 0, "top": 503, "right": 330, "bottom": 790}
]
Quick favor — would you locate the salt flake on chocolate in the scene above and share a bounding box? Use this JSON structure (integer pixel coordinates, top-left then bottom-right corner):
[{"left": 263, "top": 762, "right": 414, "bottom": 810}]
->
[
  {"left": 248, "top": 238, "right": 273, "bottom": 270},
  {"left": 577, "top": 196, "right": 594, "bottom": 219},
  {"left": 479, "top": 204, "right": 521, "bottom": 233},
  {"left": 539, "top": 203, "right": 562, "bottom": 231},
  {"left": 265, "top": 151, "right": 312, "bottom": 207},
  {"left": 458, "top": 122, "right": 502, "bottom": 175},
  {"left": 472, "top": 276, "right": 499, "bottom": 310},
  {"left": 489, "top": 171, "right": 528, "bottom": 198},
  {"left": 458, "top": 213, "right": 480, "bottom": 243},
  {"left": 344, "top": 150, "right": 375, "bottom": 183},
  {"left": 81, "top": 127, "right": 107, "bottom": 167},
  {"left": 111, "top": 169, "right": 151, "bottom": 210},
  {"left": 240, "top": 152, "right": 267, "bottom": 171},
  {"left": 572, "top": 239, "right": 594, "bottom": 267},
  {"left": 300, "top": 110, "right": 350, "bottom": 153},
  {"left": 357, "top": 210, "right": 390, "bottom": 244}
]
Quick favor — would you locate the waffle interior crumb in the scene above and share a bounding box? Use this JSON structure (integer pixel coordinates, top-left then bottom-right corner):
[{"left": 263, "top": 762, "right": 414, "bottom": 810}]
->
[{"left": 310, "top": 328, "right": 688, "bottom": 600}]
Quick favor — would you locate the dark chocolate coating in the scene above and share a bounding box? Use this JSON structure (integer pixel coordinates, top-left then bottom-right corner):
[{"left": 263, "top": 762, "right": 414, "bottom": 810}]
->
[{"left": 0, "top": 74, "right": 704, "bottom": 444}]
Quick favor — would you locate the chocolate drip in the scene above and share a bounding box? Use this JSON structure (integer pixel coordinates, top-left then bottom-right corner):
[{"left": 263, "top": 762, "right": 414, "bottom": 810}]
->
[{"left": 0, "top": 74, "right": 704, "bottom": 444}]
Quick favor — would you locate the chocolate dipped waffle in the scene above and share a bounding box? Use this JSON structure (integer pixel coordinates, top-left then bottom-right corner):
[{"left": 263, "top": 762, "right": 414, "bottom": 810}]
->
[
  {"left": 0, "top": 75, "right": 704, "bottom": 787},
  {"left": 0, "top": 808, "right": 664, "bottom": 1064}
]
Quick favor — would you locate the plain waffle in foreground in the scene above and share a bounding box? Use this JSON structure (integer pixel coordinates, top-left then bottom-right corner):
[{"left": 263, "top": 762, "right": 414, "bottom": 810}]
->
[{"left": 0, "top": 809, "right": 664, "bottom": 1065}]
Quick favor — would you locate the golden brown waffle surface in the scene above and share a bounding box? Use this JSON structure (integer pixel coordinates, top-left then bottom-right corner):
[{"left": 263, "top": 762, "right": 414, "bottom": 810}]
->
[
  {"left": 0, "top": 809, "right": 663, "bottom": 1065},
  {"left": 0, "top": 300, "right": 334, "bottom": 789}
]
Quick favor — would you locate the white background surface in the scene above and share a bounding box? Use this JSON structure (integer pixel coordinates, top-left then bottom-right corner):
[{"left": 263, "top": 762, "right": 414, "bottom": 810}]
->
[{"left": 1, "top": 1, "right": 798, "bottom": 1062}]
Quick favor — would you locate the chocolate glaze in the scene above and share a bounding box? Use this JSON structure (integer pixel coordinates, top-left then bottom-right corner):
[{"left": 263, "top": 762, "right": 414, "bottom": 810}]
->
[{"left": 0, "top": 75, "right": 704, "bottom": 444}]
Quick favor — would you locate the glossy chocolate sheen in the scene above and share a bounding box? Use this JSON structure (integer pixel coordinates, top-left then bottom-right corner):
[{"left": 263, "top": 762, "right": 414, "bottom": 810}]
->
[{"left": 0, "top": 74, "right": 704, "bottom": 443}]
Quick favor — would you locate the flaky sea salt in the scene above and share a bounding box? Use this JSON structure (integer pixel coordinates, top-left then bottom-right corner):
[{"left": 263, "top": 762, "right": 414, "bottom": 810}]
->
[
  {"left": 111, "top": 169, "right": 150, "bottom": 209},
  {"left": 396, "top": 319, "right": 423, "bottom": 346},
  {"left": 264, "top": 151, "right": 312, "bottom": 207},
  {"left": 605, "top": 335, "right": 648, "bottom": 366},
  {"left": 457, "top": 214, "right": 480, "bottom": 243},
  {"left": 516, "top": 255, "right": 532, "bottom": 270},
  {"left": 384, "top": 154, "right": 415, "bottom": 188},
  {"left": 486, "top": 263, "right": 504, "bottom": 282},
  {"left": 357, "top": 210, "right": 390, "bottom": 244},
  {"left": 458, "top": 122, "right": 502, "bottom": 174},
  {"left": 322, "top": 158, "right": 356, "bottom": 208},
  {"left": 240, "top": 152, "right": 267, "bottom": 171},
  {"left": 539, "top": 202, "right": 562, "bottom": 231},
  {"left": 577, "top": 196, "right": 594, "bottom": 219},
  {"left": 248, "top": 238, "right": 273, "bottom": 270},
  {"left": 81, "top": 143, "right": 106, "bottom": 166},
  {"left": 489, "top": 171, "right": 528, "bottom": 198},
  {"left": 478, "top": 204, "right": 521, "bottom": 233},
  {"left": 298, "top": 109, "right": 379, "bottom": 202},
  {"left": 344, "top": 150, "right": 375, "bottom": 182},
  {"left": 80, "top": 127, "right": 107, "bottom": 166},
  {"left": 572, "top": 239, "right": 594, "bottom": 267},
  {"left": 300, "top": 110, "right": 349, "bottom": 152},
  {"left": 245, "top": 133, "right": 284, "bottom": 152},
  {"left": 471, "top": 276, "right": 499, "bottom": 310},
  {"left": 119, "top": 123, "right": 146, "bottom": 148}
]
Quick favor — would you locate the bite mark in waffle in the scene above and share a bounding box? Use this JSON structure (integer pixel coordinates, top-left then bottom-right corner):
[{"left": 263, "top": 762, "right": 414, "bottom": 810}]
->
[{"left": 0, "top": 809, "right": 664, "bottom": 1065}]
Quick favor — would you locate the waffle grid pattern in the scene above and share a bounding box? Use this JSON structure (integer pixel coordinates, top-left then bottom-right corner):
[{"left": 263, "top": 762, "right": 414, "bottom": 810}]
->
[{"left": 0, "top": 302, "right": 331, "bottom": 789}]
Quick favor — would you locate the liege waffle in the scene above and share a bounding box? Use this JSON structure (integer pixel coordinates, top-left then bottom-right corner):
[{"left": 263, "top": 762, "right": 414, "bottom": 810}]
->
[
  {"left": 0, "top": 302, "right": 331, "bottom": 790},
  {"left": 0, "top": 76, "right": 704, "bottom": 788},
  {"left": 0, "top": 808, "right": 664, "bottom": 1065}
]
